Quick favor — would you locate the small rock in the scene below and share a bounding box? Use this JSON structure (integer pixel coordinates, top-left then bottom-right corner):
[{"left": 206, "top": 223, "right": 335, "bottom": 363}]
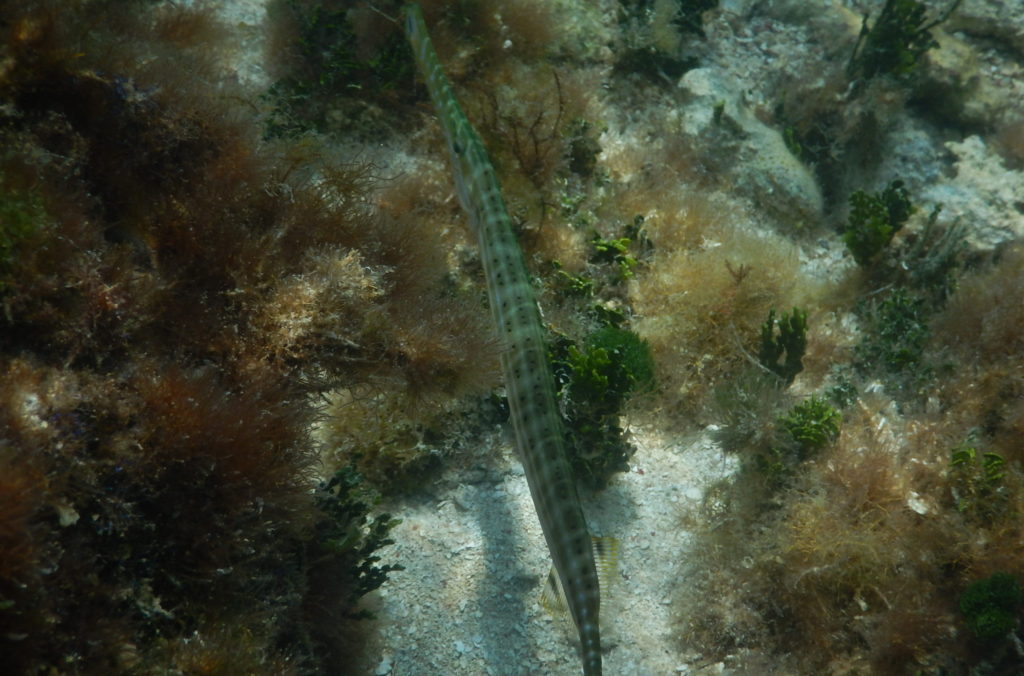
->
[{"left": 373, "top": 655, "right": 392, "bottom": 675}]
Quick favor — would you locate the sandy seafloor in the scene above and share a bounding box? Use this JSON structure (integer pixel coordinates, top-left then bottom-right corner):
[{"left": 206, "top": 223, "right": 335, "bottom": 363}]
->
[
  {"left": 360, "top": 426, "right": 737, "bottom": 676},
  {"left": 202, "top": 0, "right": 1024, "bottom": 673}
]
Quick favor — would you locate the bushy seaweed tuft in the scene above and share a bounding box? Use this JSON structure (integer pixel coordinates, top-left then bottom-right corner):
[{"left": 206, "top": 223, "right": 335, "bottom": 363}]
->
[
  {"left": 847, "top": 0, "right": 962, "bottom": 81},
  {"left": 843, "top": 179, "right": 916, "bottom": 266},
  {"left": 960, "top": 572, "right": 1022, "bottom": 641},
  {"left": 552, "top": 324, "right": 654, "bottom": 489}
]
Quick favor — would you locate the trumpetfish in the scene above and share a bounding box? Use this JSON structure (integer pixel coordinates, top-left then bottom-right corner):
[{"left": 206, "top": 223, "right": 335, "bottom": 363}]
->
[{"left": 403, "top": 4, "right": 615, "bottom": 675}]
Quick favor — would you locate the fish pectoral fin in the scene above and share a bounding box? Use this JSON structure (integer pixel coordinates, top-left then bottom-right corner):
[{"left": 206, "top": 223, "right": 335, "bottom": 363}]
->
[
  {"left": 593, "top": 535, "right": 620, "bottom": 598},
  {"left": 541, "top": 566, "right": 569, "bottom": 616},
  {"left": 540, "top": 535, "right": 619, "bottom": 616}
]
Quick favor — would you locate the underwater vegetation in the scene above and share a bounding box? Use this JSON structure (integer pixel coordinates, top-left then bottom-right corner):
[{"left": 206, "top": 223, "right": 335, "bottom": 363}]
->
[
  {"left": 0, "top": 0, "right": 1020, "bottom": 673},
  {"left": 842, "top": 179, "right": 916, "bottom": 266},
  {"left": 776, "top": 0, "right": 971, "bottom": 212},
  {"left": 652, "top": 0, "right": 1024, "bottom": 670},
  {"left": 309, "top": 466, "right": 403, "bottom": 622},
  {"left": 682, "top": 238, "right": 1024, "bottom": 675},
  {"left": 615, "top": 0, "right": 714, "bottom": 83},
  {"left": 758, "top": 307, "right": 808, "bottom": 386},
  {"left": 264, "top": 0, "right": 416, "bottom": 139},
  {"left": 551, "top": 323, "right": 655, "bottom": 490},
  {"left": 0, "top": 0, "right": 507, "bottom": 671},
  {"left": 950, "top": 444, "right": 1008, "bottom": 522},
  {"left": 354, "top": 1, "right": 1021, "bottom": 672},
  {"left": 847, "top": 0, "right": 962, "bottom": 82},
  {"left": 780, "top": 395, "right": 842, "bottom": 457},
  {"left": 959, "top": 572, "right": 1022, "bottom": 642}
]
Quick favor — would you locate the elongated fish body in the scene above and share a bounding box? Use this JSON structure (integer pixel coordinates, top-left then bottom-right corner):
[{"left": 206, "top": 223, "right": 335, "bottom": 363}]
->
[{"left": 404, "top": 4, "right": 603, "bottom": 674}]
